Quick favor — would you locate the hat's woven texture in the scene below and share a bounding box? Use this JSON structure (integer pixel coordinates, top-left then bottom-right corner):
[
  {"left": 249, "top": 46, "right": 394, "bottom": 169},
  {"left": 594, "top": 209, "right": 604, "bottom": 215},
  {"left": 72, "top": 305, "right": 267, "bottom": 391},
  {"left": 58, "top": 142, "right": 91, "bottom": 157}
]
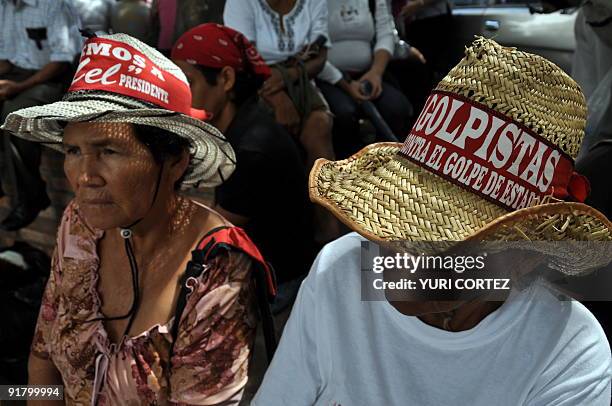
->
[
  {"left": 436, "top": 38, "right": 586, "bottom": 159},
  {"left": 310, "top": 39, "right": 612, "bottom": 273}
]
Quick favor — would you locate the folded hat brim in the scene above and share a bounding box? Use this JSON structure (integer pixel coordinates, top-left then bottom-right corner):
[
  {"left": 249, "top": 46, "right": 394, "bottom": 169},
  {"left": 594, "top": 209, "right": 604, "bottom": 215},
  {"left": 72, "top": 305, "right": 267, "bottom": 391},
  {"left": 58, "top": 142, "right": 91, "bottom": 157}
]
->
[
  {"left": 310, "top": 143, "right": 612, "bottom": 274},
  {"left": 1, "top": 98, "right": 235, "bottom": 188}
]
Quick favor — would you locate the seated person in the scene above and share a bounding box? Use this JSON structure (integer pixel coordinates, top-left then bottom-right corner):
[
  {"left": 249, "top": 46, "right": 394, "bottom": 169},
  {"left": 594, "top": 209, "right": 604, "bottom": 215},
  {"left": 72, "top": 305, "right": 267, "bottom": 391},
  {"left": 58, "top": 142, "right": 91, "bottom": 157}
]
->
[
  {"left": 223, "top": 0, "right": 334, "bottom": 172},
  {"left": 172, "top": 23, "right": 317, "bottom": 296},
  {"left": 318, "top": 0, "right": 420, "bottom": 158},
  {"left": 0, "top": 0, "right": 81, "bottom": 231},
  {"left": 2, "top": 33, "right": 272, "bottom": 404},
  {"left": 253, "top": 39, "right": 612, "bottom": 405}
]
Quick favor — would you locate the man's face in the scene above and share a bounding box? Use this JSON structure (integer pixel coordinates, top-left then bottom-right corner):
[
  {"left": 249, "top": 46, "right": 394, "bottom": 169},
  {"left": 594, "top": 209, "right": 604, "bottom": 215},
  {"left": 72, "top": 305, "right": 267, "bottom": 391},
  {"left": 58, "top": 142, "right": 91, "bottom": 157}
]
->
[{"left": 173, "top": 60, "right": 228, "bottom": 122}]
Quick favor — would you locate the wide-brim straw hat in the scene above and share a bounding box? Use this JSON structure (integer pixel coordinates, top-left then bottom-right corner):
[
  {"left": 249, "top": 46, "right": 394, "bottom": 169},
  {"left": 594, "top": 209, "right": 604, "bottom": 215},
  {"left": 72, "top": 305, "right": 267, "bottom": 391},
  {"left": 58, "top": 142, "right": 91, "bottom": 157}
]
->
[
  {"left": 1, "top": 33, "right": 235, "bottom": 188},
  {"left": 310, "top": 38, "right": 612, "bottom": 274}
]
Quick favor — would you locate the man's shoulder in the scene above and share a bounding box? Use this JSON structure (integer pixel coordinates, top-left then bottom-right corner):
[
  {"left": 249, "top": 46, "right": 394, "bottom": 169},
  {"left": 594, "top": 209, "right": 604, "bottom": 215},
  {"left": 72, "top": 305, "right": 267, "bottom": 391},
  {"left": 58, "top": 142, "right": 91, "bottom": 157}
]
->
[
  {"left": 522, "top": 284, "right": 611, "bottom": 403},
  {"left": 527, "top": 282, "right": 610, "bottom": 359},
  {"left": 565, "top": 300, "right": 610, "bottom": 350},
  {"left": 311, "top": 232, "right": 365, "bottom": 280}
]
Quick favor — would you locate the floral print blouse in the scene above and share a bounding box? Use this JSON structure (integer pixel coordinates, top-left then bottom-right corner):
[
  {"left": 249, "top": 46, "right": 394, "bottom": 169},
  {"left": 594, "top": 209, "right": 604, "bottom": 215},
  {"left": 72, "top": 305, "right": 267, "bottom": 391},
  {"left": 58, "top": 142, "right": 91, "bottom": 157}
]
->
[{"left": 31, "top": 201, "right": 257, "bottom": 405}]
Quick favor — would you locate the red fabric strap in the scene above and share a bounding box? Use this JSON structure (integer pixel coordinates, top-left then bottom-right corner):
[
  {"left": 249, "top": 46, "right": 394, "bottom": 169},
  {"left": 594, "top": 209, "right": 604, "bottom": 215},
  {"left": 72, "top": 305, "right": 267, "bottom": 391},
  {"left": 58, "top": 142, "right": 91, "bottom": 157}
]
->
[{"left": 197, "top": 227, "right": 277, "bottom": 297}]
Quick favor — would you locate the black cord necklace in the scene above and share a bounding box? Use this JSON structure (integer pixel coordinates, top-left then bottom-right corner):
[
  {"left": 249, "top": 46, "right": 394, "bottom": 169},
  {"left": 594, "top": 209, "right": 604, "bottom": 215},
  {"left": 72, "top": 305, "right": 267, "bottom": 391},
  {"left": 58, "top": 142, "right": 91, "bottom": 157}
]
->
[{"left": 84, "top": 163, "right": 164, "bottom": 339}]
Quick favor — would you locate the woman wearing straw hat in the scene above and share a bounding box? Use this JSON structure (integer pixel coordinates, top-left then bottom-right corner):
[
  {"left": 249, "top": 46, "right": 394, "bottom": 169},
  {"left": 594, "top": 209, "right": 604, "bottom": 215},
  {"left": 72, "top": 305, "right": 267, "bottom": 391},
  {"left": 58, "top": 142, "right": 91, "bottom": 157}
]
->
[
  {"left": 1, "top": 33, "right": 276, "bottom": 405},
  {"left": 253, "top": 38, "right": 612, "bottom": 405}
]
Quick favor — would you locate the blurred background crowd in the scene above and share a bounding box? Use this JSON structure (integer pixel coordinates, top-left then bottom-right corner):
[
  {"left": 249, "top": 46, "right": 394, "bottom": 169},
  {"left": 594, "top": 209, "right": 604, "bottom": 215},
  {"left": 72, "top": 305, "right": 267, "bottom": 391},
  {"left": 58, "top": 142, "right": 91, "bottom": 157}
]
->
[{"left": 0, "top": 0, "right": 610, "bottom": 399}]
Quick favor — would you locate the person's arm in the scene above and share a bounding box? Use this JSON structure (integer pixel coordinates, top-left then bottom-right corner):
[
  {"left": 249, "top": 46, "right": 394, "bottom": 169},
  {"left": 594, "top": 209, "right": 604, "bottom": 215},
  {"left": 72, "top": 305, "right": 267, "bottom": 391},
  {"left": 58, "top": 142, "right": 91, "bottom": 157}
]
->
[
  {"left": 0, "top": 62, "right": 69, "bottom": 99},
  {"left": 303, "top": 0, "right": 330, "bottom": 80},
  {"left": 260, "top": 46, "right": 328, "bottom": 99},
  {"left": 358, "top": 0, "right": 394, "bottom": 99},
  {"left": 357, "top": 49, "right": 391, "bottom": 100},
  {"left": 168, "top": 250, "right": 257, "bottom": 404},
  {"left": 0, "top": 0, "right": 78, "bottom": 99}
]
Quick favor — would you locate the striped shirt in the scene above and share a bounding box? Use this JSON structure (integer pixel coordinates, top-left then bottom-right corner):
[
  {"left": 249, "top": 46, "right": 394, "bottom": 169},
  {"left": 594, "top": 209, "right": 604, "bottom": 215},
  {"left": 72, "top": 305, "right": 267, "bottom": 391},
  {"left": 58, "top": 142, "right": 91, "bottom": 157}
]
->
[{"left": 0, "top": 0, "right": 81, "bottom": 70}]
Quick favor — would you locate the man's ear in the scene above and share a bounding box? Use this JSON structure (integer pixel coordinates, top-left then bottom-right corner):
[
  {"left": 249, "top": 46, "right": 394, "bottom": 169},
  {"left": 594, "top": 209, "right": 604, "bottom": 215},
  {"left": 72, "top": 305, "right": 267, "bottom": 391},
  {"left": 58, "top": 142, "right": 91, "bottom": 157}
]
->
[{"left": 219, "top": 66, "right": 236, "bottom": 93}]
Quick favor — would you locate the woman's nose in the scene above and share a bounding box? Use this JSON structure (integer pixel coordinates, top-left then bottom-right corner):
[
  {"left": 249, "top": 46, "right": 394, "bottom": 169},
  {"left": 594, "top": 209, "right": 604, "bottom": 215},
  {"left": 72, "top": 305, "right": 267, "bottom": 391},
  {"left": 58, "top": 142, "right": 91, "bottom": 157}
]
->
[{"left": 78, "top": 154, "right": 105, "bottom": 187}]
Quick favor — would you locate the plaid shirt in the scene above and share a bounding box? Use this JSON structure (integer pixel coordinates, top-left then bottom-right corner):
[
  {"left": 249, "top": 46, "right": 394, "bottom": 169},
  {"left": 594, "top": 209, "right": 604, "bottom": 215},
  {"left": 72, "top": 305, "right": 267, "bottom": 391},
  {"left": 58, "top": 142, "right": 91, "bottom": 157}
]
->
[{"left": 0, "top": 0, "right": 81, "bottom": 70}]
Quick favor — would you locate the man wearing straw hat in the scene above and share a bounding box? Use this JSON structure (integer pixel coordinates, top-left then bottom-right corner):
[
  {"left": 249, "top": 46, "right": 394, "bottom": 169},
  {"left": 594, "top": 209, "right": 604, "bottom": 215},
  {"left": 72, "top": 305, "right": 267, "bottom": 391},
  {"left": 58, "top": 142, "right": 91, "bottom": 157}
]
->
[{"left": 253, "top": 38, "right": 612, "bottom": 405}]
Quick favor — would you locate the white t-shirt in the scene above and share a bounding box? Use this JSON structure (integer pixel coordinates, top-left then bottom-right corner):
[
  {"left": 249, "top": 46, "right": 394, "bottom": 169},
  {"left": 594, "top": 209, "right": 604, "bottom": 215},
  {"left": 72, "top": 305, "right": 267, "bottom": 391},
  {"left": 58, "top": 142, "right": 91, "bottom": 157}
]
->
[
  {"left": 223, "top": 0, "right": 330, "bottom": 65},
  {"left": 254, "top": 232, "right": 612, "bottom": 406}
]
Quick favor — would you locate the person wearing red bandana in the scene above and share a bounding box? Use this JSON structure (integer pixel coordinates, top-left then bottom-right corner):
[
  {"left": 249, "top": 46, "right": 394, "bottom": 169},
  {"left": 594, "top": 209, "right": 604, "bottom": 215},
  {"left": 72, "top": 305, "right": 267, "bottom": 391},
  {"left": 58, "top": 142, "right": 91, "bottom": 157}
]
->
[
  {"left": 224, "top": 0, "right": 336, "bottom": 173},
  {"left": 172, "top": 23, "right": 317, "bottom": 303}
]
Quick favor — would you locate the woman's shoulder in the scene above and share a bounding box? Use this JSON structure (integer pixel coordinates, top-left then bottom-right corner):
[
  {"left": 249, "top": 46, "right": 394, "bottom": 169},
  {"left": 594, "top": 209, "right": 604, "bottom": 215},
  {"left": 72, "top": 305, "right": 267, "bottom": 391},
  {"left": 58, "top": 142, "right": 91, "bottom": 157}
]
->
[
  {"left": 189, "top": 202, "right": 262, "bottom": 259},
  {"left": 187, "top": 201, "right": 274, "bottom": 292}
]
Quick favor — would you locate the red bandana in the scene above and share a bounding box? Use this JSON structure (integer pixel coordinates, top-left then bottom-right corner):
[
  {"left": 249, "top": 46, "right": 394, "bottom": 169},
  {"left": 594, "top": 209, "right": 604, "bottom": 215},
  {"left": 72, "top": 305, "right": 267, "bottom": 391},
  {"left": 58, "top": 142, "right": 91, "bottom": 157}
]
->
[
  {"left": 398, "top": 91, "right": 590, "bottom": 211},
  {"left": 69, "top": 37, "right": 209, "bottom": 120},
  {"left": 171, "top": 23, "right": 271, "bottom": 79}
]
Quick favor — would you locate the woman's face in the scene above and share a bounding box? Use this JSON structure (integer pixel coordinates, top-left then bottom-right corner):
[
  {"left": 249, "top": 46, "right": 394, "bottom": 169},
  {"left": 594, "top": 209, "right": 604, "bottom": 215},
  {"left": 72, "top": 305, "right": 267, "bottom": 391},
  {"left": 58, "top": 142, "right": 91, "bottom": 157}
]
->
[{"left": 63, "top": 122, "right": 163, "bottom": 230}]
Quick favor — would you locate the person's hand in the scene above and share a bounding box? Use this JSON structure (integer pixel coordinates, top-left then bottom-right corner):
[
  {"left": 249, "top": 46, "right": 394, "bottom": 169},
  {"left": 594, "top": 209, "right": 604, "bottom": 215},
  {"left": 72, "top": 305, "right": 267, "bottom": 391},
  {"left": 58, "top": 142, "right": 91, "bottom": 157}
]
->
[
  {"left": 260, "top": 68, "right": 286, "bottom": 98},
  {"left": 342, "top": 80, "right": 369, "bottom": 103},
  {"left": 0, "top": 80, "right": 23, "bottom": 100},
  {"left": 266, "top": 91, "right": 301, "bottom": 135},
  {"left": 409, "top": 46, "right": 427, "bottom": 64},
  {"left": 401, "top": 0, "right": 424, "bottom": 18},
  {"left": 358, "top": 70, "right": 383, "bottom": 100}
]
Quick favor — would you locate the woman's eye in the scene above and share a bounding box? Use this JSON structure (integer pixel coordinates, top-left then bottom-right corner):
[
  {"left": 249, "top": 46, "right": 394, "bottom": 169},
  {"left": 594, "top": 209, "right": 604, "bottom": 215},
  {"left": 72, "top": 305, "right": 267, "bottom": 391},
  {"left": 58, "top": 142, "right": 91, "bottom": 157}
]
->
[
  {"left": 102, "top": 148, "right": 117, "bottom": 155},
  {"left": 64, "top": 146, "right": 80, "bottom": 155}
]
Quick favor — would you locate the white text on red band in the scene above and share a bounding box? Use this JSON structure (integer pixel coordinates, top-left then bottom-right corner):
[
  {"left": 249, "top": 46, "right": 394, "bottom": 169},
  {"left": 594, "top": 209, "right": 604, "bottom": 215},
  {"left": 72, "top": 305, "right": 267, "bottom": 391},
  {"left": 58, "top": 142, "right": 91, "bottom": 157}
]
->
[
  {"left": 399, "top": 92, "right": 570, "bottom": 210},
  {"left": 71, "top": 41, "right": 169, "bottom": 105}
]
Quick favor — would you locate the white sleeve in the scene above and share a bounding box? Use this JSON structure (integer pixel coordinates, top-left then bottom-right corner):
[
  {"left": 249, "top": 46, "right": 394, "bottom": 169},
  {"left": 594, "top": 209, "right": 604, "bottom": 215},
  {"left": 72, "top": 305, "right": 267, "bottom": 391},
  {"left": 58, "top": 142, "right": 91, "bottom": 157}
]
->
[
  {"left": 223, "top": 0, "right": 256, "bottom": 43},
  {"left": 373, "top": 0, "right": 395, "bottom": 57},
  {"left": 525, "top": 309, "right": 612, "bottom": 406},
  {"left": 309, "top": 0, "right": 331, "bottom": 48},
  {"left": 252, "top": 261, "right": 323, "bottom": 405},
  {"left": 318, "top": 61, "right": 343, "bottom": 84}
]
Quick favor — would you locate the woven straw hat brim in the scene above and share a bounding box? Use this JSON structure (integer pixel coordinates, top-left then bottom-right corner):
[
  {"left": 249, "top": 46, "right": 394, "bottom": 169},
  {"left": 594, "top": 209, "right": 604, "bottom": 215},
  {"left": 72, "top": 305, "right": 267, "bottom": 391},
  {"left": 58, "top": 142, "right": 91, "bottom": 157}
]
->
[
  {"left": 310, "top": 143, "right": 612, "bottom": 273},
  {"left": 1, "top": 98, "right": 235, "bottom": 188}
]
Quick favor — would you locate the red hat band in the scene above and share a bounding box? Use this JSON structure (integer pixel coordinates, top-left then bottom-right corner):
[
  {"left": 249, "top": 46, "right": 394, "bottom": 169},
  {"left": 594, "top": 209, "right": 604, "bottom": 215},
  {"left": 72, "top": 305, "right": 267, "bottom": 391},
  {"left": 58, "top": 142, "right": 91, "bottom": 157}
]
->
[
  {"left": 398, "top": 91, "right": 589, "bottom": 211},
  {"left": 69, "top": 37, "right": 205, "bottom": 118}
]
